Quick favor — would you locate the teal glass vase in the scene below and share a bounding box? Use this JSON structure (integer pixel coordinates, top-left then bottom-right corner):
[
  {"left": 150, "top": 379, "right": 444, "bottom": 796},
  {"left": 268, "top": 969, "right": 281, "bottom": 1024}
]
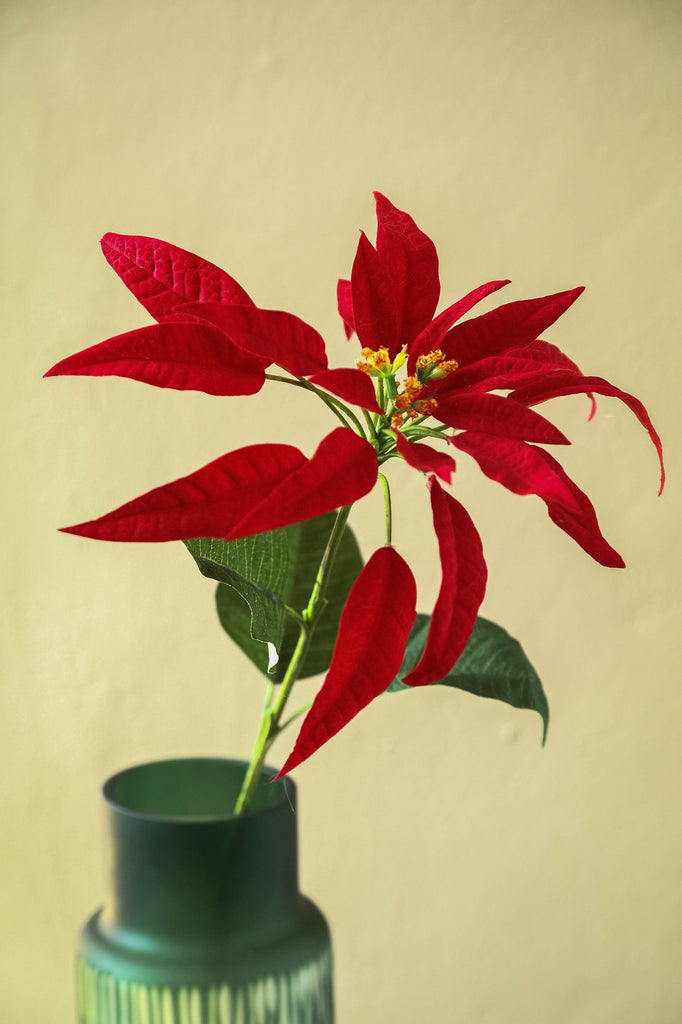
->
[{"left": 77, "top": 757, "right": 334, "bottom": 1023}]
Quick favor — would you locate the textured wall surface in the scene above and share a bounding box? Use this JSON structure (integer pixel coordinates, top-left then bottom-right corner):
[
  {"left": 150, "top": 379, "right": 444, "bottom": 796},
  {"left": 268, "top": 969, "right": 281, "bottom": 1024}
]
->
[{"left": 1, "top": 1, "right": 680, "bottom": 1021}]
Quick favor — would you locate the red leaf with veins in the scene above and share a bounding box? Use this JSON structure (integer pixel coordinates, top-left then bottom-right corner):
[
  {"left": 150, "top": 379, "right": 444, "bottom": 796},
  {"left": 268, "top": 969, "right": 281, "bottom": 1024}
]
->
[
  {"left": 440, "top": 353, "right": 582, "bottom": 395},
  {"left": 408, "top": 279, "right": 511, "bottom": 372},
  {"left": 430, "top": 352, "right": 596, "bottom": 421},
  {"left": 226, "top": 428, "right": 378, "bottom": 540},
  {"left": 374, "top": 192, "right": 440, "bottom": 353},
  {"left": 308, "top": 368, "right": 383, "bottom": 414},
  {"left": 507, "top": 339, "right": 583, "bottom": 371},
  {"left": 276, "top": 546, "right": 417, "bottom": 777},
  {"left": 60, "top": 445, "right": 307, "bottom": 543},
  {"left": 451, "top": 432, "right": 624, "bottom": 566},
  {"left": 337, "top": 279, "right": 354, "bottom": 338},
  {"left": 434, "top": 393, "right": 569, "bottom": 444},
  {"left": 44, "top": 322, "right": 266, "bottom": 396},
  {"left": 101, "top": 233, "right": 253, "bottom": 322},
  {"left": 393, "top": 430, "right": 457, "bottom": 483},
  {"left": 350, "top": 232, "right": 399, "bottom": 355},
  {"left": 176, "top": 302, "right": 328, "bottom": 377},
  {"left": 510, "top": 372, "right": 665, "bottom": 494},
  {"left": 441, "top": 288, "right": 584, "bottom": 368},
  {"left": 403, "top": 480, "right": 487, "bottom": 687}
]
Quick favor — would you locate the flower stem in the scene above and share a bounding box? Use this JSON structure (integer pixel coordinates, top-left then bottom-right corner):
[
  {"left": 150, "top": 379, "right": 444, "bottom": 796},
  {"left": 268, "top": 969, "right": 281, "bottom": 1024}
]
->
[
  {"left": 265, "top": 373, "right": 362, "bottom": 434},
  {"left": 378, "top": 472, "right": 392, "bottom": 545},
  {"left": 233, "top": 504, "right": 353, "bottom": 815}
]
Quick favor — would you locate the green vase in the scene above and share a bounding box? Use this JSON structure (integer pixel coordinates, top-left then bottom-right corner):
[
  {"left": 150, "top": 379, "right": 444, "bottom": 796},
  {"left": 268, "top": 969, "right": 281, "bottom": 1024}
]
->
[{"left": 77, "top": 757, "right": 334, "bottom": 1023}]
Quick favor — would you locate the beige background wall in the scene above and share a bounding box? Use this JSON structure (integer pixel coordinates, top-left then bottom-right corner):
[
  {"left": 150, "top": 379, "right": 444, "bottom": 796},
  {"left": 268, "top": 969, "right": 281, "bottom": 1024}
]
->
[{"left": 2, "top": 1, "right": 680, "bottom": 1021}]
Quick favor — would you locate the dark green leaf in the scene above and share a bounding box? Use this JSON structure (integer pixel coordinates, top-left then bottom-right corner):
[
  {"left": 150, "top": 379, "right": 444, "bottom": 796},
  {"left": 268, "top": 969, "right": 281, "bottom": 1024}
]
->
[
  {"left": 185, "top": 528, "right": 298, "bottom": 654},
  {"left": 211, "top": 513, "right": 364, "bottom": 682},
  {"left": 388, "top": 614, "right": 549, "bottom": 742}
]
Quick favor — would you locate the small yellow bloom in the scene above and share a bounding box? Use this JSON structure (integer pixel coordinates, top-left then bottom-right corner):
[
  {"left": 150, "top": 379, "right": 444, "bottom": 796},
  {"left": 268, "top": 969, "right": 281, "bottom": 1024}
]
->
[
  {"left": 416, "top": 350, "right": 458, "bottom": 380},
  {"left": 392, "top": 345, "right": 408, "bottom": 371},
  {"left": 356, "top": 347, "right": 392, "bottom": 376},
  {"left": 403, "top": 377, "right": 423, "bottom": 401}
]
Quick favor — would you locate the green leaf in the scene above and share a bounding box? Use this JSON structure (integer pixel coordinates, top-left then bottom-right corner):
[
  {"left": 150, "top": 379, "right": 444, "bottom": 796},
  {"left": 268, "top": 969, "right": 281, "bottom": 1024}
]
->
[
  {"left": 189, "top": 513, "right": 363, "bottom": 682},
  {"left": 185, "top": 528, "right": 298, "bottom": 655},
  {"left": 388, "top": 614, "right": 549, "bottom": 742}
]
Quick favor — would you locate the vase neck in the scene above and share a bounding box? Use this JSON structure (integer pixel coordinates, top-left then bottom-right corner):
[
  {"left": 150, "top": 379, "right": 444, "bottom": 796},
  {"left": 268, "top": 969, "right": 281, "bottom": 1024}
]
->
[{"left": 100, "top": 759, "right": 300, "bottom": 947}]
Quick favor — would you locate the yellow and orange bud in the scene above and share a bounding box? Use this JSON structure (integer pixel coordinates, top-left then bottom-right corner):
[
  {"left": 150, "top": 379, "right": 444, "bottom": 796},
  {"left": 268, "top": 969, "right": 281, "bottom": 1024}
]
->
[
  {"left": 356, "top": 347, "right": 392, "bottom": 376},
  {"left": 392, "top": 345, "right": 408, "bottom": 371},
  {"left": 412, "top": 398, "right": 439, "bottom": 417},
  {"left": 402, "top": 376, "right": 423, "bottom": 401},
  {"left": 429, "top": 358, "right": 459, "bottom": 380},
  {"left": 416, "top": 350, "right": 444, "bottom": 371},
  {"left": 416, "top": 349, "right": 458, "bottom": 381}
]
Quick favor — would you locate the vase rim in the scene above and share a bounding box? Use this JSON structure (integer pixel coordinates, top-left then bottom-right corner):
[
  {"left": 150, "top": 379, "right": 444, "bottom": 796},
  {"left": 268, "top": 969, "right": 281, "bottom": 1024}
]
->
[{"left": 102, "top": 756, "right": 295, "bottom": 823}]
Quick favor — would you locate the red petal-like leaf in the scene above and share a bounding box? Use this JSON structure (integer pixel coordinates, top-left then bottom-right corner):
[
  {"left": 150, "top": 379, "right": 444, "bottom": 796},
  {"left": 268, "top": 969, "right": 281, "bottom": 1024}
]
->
[
  {"left": 374, "top": 192, "right": 440, "bottom": 352},
  {"left": 510, "top": 372, "right": 665, "bottom": 494},
  {"left": 434, "top": 393, "right": 569, "bottom": 444},
  {"left": 226, "top": 428, "right": 378, "bottom": 540},
  {"left": 175, "top": 302, "right": 328, "bottom": 377},
  {"left": 506, "top": 341, "right": 597, "bottom": 419},
  {"left": 393, "top": 430, "right": 457, "bottom": 483},
  {"left": 337, "top": 279, "right": 354, "bottom": 338},
  {"left": 101, "top": 233, "right": 253, "bottom": 322},
  {"left": 506, "top": 339, "right": 583, "bottom": 372},
  {"left": 44, "top": 322, "right": 266, "bottom": 396},
  {"left": 440, "top": 353, "right": 580, "bottom": 395},
  {"left": 451, "top": 432, "right": 624, "bottom": 566},
  {"left": 403, "top": 480, "right": 487, "bottom": 686},
  {"left": 350, "top": 231, "right": 399, "bottom": 355},
  {"left": 60, "top": 445, "right": 307, "bottom": 543},
  {"left": 441, "top": 288, "right": 585, "bottom": 368},
  {"left": 308, "top": 368, "right": 383, "bottom": 414},
  {"left": 408, "top": 280, "right": 511, "bottom": 372},
  {"left": 276, "top": 546, "right": 417, "bottom": 777}
]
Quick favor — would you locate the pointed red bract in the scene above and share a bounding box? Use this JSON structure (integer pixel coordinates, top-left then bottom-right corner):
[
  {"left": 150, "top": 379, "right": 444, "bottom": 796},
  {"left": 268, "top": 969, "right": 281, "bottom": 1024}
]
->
[
  {"left": 451, "top": 432, "right": 624, "bottom": 566},
  {"left": 44, "top": 322, "right": 266, "bottom": 396},
  {"left": 276, "top": 546, "right": 417, "bottom": 777},
  {"left": 441, "top": 288, "right": 585, "bottom": 368},
  {"left": 439, "top": 352, "right": 581, "bottom": 396},
  {"left": 510, "top": 372, "right": 665, "bottom": 494},
  {"left": 408, "top": 280, "right": 511, "bottom": 372},
  {"left": 101, "top": 233, "right": 253, "bottom": 321},
  {"left": 403, "top": 480, "right": 487, "bottom": 687},
  {"left": 433, "top": 392, "right": 570, "bottom": 444},
  {"left": 226, "top": 428, "right": 378, "bottom": 540},
  {"left": 350, "top": 232, "right": 398, "bottom": 355},
  {"left": 374, "top": 192, "right": 440, "bottom": 353},
  {"left": 307, "top": 368, "right": 383, "bottom": 413},
  {"left": 393, "top": 430, "right": 457, "bottom": 483},
  {"left": 337, "top": 279, "right": 354, "bottom": 338},
  {"left": 60, "top": 445, "right": 307, "bottom": 543},
  {"left": 175, "top": 302, "right": 328, "bottom": 377}
]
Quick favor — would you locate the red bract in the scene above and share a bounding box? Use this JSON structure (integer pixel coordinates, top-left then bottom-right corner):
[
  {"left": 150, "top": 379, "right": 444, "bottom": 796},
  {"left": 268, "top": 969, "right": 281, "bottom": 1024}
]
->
[
  {"left": 276, "top": 546, "right": 417, "bottom": 777},
  {"left": 100, "top": 233, "right": 254, "bottom": 319},
  {"left": 47, "top": 191, "right": 663, "bottom": 777},
  {"left": 61, "top": 428, "right": 378, "bottom": 544},
  {"left": 403, "top": 479, "right": 487, "bottom": 687},
  {"left": 44, "top": 322, "right": 267, "bottom": 396}
]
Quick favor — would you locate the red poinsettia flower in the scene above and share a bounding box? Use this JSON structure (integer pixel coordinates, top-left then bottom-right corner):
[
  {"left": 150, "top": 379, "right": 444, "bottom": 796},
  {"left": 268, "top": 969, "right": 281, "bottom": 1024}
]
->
[{"left": 45, "top": 193, "right": 664, "bottom": 777}]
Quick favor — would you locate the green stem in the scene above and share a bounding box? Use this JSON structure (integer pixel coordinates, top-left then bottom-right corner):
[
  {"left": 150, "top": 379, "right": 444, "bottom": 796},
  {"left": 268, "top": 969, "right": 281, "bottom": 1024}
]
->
[
  {"left": 402, "top": 424, "right": 452, "bottom": 441},
  {"left": 265, "top": 373, "right": 360, "bottom": 433},
  {"left": 361, "top": 407, "right": 380, "bottom": 445},
  {"left": 378, "top": 472, "right": 393, "bottom": 545},
  {"left": 233, "top": 504, "right": 353, "bottom": 815}
]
